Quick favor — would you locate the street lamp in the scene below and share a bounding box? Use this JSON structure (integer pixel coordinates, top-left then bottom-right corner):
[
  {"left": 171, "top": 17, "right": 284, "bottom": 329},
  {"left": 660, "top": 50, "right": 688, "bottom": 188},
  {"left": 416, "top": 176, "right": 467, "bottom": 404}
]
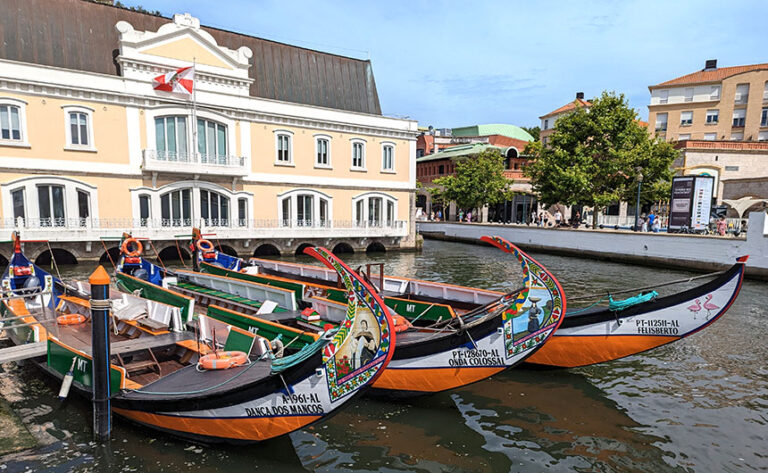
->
[{"left": 634, "top": 167, "right": 644, "bottom": 231}]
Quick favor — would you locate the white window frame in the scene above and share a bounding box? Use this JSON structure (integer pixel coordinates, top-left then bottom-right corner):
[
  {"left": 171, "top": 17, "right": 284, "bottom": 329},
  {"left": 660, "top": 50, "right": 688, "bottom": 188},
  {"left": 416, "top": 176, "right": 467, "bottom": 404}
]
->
[
  {"left": 0, "top": 97, "right": 30, "bottom": 148},
  {"left": 655, "top": 113, "right": 668, "bottom": 131},
  {"left": 196, "top": 117, "right": 228, "bottom": 164},
  {"left": 352, "top": 191, "right": 397, "bottom": 227},
  {"left": 763, "top": 82, "right": 768, "bottom": 101},
  {"left": 276, "top": 188, "right": 333, "bottom": 228},
  {"left": 314, "top": 134, "right": 332, "bottom": 169},
  {"left": 706, "top": 109, "right": 719, "bottom": 124},
  {"left": 704, "top": 133, "right": 717, "bottom": 141},
  {"left": 1, "top": 176, "right": 99, "bottom": 227},
  {"left": 678, "top": 134, "right": 691, "bottom": 141},
  {"left": 761, "top": 108, "right": 768, "bottom": 127},
  {"left": 62, "top": 105, "right": 96, "bottom": 152},
  {"left": 730, "top": 132, "right": 744, "bottom": 141},
  {"left": 710, "top": 85, "right": 720, "bottom": 101},
  {"left": 350, "top": 138, "right": 366, "bottom": 171},
  {"left": 680, "top": 111, "right": 693, "bottom": 126},
  {"left": 732, "top": 108, "right": 746, "bottom": 127},
  {"left": 659, "top": 90, "right": 669, "bottom": 104},
  {"left": 144, "top": 106, "right": 236, "bottom": 163},
  {"left": 758, "top": 131, "right": 768, "bottom": 142},
  {"left": 684, "top": 88, "right": 694, "bottom": 102},
  {"left": 381, "top": 141, "right": 396, "bottom": 173},
  {"left": 274, "top": 129, "right": 294, "bottom": 166},
  {"left": 128, "top": 180, "right": 251, "bottom": 228},
  {"left": 734, "top": 84, "right": 749, "bottom": 104}
]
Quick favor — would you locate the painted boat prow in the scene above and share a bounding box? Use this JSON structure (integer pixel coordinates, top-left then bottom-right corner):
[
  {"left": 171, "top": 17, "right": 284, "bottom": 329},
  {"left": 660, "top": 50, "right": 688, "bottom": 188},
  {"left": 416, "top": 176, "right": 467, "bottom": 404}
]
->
[
  {"left": 370, "top": 235, "right": 566, "bottom": 394},
  {"left": 526, "top": 255, "right": 748, "bottom": 368}
]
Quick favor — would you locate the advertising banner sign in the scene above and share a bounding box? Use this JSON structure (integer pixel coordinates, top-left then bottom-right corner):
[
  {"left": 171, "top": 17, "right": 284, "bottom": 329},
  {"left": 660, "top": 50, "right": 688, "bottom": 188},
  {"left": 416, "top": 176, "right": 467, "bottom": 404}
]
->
[
  {"left": 691, "top": 176, "right": 714, "bottom": 230},
  {"left": 668, "top": 177, "right": 694, "bottom": 230}
]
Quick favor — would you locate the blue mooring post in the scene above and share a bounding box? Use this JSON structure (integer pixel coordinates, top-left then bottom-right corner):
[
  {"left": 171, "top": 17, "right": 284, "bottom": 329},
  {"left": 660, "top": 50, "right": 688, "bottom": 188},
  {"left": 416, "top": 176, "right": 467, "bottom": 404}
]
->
[{"left": 90, "top": 266, "right": 112, "bottom": 442}]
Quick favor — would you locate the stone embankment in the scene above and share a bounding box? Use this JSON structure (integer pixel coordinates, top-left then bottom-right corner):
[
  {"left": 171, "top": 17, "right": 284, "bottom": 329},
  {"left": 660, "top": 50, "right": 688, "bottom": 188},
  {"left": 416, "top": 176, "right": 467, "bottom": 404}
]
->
[{"left": 419, "top": 212, "right": 768, "bottom": 280}]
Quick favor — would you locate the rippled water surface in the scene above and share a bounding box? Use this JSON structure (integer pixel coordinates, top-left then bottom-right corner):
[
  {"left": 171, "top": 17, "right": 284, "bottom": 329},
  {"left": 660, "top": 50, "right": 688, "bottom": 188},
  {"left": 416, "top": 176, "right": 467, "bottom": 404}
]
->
[{"left": 1, "top": 239, "right": 766, "bottom": 472}]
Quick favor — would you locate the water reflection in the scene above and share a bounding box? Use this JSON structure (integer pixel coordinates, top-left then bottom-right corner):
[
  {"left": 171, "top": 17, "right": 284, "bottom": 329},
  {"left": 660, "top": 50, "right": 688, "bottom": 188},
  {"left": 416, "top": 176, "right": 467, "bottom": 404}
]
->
[{"left": 1, "top": 239, "right": 765, "bottom": 472}]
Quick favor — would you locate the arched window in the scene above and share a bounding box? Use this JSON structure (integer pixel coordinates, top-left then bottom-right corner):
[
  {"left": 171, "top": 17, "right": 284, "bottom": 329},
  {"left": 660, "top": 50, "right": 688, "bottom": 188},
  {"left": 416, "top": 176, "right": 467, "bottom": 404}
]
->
[
  {"left": 1, "top": 176, "right": 98, "bottom": 228},
  {"left": 274, "top": 129, "right": 294, "bottom": 165},
  {"left": 197, "top": 118, "right": 227, "bottom": 163},
  {"left": 277, "top": 189, "right": 332, "bottom": 227},
  {"left": 130, "top": 181, "right": 251, "bottom": 228},
  {"left": 0, "top": 97, "right": 27, "bottom": 145},
  {"left": 155, "top": 116, "right": 188, "bottom": 161},
  {"left": 315, "top": 134, "right": 332, "bottom": 168},
  {"left": 62, "top": 105, "right": 95, "bottom": 151},
  {"left": 160, "top": 188, "right": 191, "bottom": 226},
  {"left": 200, "top": 189, "right": 229, "bottom": 226},
  {"left": 352, "top": 192, "right": 397, "bottom": 227},
  {"left": 351, "top": 139, "right": 366, "bottom": 170},
  {"left": 381, "top": 142, "right": 395, "bottom": 172}
]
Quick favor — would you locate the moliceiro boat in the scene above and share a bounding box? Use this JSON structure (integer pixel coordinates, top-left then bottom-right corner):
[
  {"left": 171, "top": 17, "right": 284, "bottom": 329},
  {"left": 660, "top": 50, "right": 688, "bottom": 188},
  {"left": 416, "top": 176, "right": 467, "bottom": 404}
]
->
[
  {"left": 523, "top": 255, "right": 748, "bottom": 368},
  {"left": 191, "top": 233, "right": 566, "bottom": 395},
  {"left": 5, "top": 238, "right": 395, "bottom": 443},
  {"left": 200, "top": 234, "right": 747, "bottom": 370}
]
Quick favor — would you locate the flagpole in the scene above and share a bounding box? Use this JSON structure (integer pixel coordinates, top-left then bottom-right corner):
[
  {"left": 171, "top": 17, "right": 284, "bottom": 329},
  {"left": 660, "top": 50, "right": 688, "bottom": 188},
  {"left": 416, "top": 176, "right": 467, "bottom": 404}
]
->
[{"left": 191, "top": 58, "right": 197, "bottom": 164}]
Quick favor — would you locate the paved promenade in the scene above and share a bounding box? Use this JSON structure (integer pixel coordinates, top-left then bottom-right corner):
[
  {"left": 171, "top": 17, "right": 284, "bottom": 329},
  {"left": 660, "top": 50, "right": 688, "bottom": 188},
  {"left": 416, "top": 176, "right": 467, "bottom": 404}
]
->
[{"left": 418, "top": 212, "right": 768, "bottom": 280}]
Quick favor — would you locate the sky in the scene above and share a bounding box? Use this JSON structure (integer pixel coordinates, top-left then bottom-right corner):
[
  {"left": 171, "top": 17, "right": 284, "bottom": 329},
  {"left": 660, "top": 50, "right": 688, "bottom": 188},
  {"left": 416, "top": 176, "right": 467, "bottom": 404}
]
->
[{"left": 122, "top": 0, "right": 768, "bottom": 129}]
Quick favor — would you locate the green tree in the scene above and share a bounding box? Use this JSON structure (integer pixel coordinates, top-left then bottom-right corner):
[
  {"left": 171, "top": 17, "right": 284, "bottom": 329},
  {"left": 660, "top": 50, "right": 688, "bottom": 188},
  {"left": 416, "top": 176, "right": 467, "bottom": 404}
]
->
[
  {"left": 524, "top": 91, "right": 677, "bottom": 227},
  {"left": 521, "top": 125, "right": 540, "bottom": 142},
  {"left": 429, "top": 149, "right": 514, "bottom": 215}
]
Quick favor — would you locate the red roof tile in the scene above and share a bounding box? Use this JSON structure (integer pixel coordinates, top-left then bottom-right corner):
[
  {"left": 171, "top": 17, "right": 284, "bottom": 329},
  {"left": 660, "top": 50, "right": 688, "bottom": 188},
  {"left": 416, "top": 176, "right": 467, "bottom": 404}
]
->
[
  {"left": 651, "top": 63, "right": 768, "bottom": 88},
  {"left": 540, "top": 99, "right": 591, "bottom": 119}
]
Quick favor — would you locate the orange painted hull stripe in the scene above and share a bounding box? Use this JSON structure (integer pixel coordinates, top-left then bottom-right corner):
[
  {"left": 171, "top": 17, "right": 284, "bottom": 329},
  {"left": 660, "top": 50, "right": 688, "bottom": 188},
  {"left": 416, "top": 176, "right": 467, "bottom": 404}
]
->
[
  {"left": 112, "top": 408, "right": 321, "bottom": 442},
  {"left": 526, "top": 335, "right": 678, "bottom": 368},
  {"left": 372, "top": 366, "right": 506, "bottom": 393}
]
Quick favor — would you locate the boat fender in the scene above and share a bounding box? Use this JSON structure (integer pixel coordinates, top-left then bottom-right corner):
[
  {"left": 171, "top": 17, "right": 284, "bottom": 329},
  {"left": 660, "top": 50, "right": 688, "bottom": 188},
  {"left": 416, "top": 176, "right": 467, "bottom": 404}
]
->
[
  {"left": 198, "top": 351, "right": 248, "bottom": 370},
  {"left": 392, "top": 314, "right": 413, "bottom": 333},
  {"left": 57, "top": 313, "right": 87, "bottom": 325},
  {"left": 58, "top": 357, "right": 77, "bottom": 399},
  {"left": 121, "top": 238, "right": 143, "bottom": 257},
  {"left": 271, "top": 338, "right": 285, "bottom": 358}
]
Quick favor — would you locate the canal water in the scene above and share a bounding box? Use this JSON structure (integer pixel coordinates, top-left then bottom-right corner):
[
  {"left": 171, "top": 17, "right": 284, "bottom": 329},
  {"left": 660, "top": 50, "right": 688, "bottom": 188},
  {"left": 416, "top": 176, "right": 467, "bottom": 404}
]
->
[{"left": 0, "top": 239, "right": 765, "bottom": 472}]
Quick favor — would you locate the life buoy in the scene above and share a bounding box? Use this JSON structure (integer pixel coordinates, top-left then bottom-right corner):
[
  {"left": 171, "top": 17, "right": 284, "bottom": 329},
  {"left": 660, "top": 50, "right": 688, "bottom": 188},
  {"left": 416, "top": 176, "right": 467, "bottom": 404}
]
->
[
  {"left": 198, "top": 351, "right": 248, "bottom": 370},
  {"left": 57, "top": 313, "right": 87, "bottom": 325},
  {"left": 121, "top": 238, "right": 143, "bottom": 257},
  {"left": 196, "top": 239, "right": 215, "bottom": 252},
  {"left": 392, "top": 314, "right": 413, "bottom": 333}
]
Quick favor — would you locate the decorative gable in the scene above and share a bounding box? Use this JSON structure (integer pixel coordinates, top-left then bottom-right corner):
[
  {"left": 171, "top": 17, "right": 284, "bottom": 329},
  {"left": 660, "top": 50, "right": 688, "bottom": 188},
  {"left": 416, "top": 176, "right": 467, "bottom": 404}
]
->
[{"left": 115, "top": 13, "right": 253, "bottom": 96}]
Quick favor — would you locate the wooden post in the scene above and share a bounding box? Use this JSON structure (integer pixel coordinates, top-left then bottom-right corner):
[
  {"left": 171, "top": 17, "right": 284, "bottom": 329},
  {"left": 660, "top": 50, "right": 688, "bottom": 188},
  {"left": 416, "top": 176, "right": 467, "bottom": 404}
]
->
[{"left": 89, "top": 266, "right": 111, "bottom": 442}]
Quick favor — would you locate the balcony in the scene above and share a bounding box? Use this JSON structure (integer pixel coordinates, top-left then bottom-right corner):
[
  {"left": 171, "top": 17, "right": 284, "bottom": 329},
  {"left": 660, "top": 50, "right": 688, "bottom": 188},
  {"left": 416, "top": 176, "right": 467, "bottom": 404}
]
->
[
  {"left": 0, "top": 217, "right": 409, "bottom": 242},
  {"left": 142, "top": 150, "right": 249, "bottom": 176}
]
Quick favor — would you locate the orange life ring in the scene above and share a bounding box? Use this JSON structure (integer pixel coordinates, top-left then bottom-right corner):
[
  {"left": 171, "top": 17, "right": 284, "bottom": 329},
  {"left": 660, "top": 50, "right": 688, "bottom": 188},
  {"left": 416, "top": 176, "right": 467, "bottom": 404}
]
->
[
  {"left": 392, "top": 314, "right": 413, "bottom": 333},
  {"left": 196, "top": 239, "right": 215, "bottom": 252},
  {"left": 57, "top": 313, "right": 87, "bottom": 325},
  {"left": 198, "top": 351, "right": 248, "bottom": 370},
  {"left": 121, "top": 238, "right": 143, "bottom": 257}
]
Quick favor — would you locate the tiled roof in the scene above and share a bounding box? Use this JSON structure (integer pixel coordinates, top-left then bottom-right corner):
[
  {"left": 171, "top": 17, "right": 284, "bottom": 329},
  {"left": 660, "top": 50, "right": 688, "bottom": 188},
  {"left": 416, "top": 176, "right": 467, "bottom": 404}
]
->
[
  {"left": 651, "top": 63, "right": 768, "bottom": 88},
  {"left": 540, "top": 99, "right": 591, "bottom": 119},
  {"left": 416, "top": 143, "right": 506, "bottom": 162}
]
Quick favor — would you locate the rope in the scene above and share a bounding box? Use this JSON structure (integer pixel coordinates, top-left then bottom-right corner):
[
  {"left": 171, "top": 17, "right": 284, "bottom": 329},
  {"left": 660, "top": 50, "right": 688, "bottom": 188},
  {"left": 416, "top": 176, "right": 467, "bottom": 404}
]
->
[
  {"left": 45, "top": 241, "right": 63, "bottom": 281},
  {"left": 408, "top": 303, "right": 435, "bottom": 325},
  {"left": 568, "top": 270, "right": 726, "bottom": 302},
  {"left": 566, "top": 296, "right": 609, "bottom": 315},
  {"left": 148, "top": 240, "right": 166, "bottom": 272},
  {"left": 99, "top": 240, "right": 117, "bottom": 272},
  {"left": 271, "top": 330, "right": 336, "bottom": 373},
  {"left": 174, "top": 240, "right": 189, "bottom": 269}
]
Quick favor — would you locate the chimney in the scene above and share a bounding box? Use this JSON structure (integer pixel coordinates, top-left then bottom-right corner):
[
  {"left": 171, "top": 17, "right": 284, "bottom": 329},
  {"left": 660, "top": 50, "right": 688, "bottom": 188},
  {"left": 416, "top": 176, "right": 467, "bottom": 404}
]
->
[
  {"left": 576, "top": 92, "right": 585, "bottom": 100},
  {"left": 704, "top": 59, "right": 717, "bottom": 71}
]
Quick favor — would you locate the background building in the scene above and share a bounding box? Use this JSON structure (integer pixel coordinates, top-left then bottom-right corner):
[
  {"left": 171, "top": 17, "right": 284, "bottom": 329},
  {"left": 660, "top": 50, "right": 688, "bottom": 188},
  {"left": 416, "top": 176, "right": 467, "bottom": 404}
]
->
[
  {"left": 0, "top": 0, "right": 418, "bottom": 265},
  {"left": 648, "top": 59, "right": 768, "bottom": 209},
  {"left": 539, "top": 92, "right": 591, "bottom": 147},
  {"left": 415, "top": 124, "right": 534, "bottom": 221}
]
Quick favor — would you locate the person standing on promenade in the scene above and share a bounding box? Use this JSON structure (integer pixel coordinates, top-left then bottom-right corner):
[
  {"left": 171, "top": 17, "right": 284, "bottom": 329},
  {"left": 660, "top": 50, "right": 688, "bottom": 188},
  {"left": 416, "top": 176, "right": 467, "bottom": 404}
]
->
[
  {"left": 573, "top": 211, "right": 581, "bottom": 228},
  {"left": 652, "top": 217, "right": 661, "bottom": 233},
  {"left": 717, "top": 216, "right": 727, "bottom": 236},
  {"left": 648, "top": 211, "right": 656, "bottom": 230},
  {"left": 554, "top": 209, "right": 562, "bottom": 227}
]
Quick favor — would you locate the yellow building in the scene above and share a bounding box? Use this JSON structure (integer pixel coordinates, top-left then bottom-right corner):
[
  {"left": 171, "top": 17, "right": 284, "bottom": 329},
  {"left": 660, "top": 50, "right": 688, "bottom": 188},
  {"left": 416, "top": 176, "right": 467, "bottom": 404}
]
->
[
  {"left": 0, "top": 2, "right": 417, "bottom": 262},
  {"left": 648, "top": 59, "right": 768, "bottom": 204}
]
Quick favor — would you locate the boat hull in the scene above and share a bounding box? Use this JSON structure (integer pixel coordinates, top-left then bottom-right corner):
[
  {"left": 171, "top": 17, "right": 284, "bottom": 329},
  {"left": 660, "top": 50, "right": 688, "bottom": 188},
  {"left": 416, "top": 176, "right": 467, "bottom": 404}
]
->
[{"left": 526, "top": 258, "right": 746, "bottom": 368}]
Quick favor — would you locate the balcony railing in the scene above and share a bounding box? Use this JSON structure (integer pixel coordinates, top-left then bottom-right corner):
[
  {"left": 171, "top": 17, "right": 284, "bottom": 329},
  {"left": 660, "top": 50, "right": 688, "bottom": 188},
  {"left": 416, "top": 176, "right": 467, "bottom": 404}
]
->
[
  {"left": 0, "top": 217, "right": 409, "bottom": 241},
  {"left": 142, "top": 150, "right": 248, "bottom": 176}
]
